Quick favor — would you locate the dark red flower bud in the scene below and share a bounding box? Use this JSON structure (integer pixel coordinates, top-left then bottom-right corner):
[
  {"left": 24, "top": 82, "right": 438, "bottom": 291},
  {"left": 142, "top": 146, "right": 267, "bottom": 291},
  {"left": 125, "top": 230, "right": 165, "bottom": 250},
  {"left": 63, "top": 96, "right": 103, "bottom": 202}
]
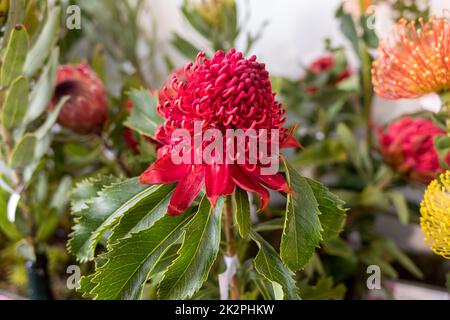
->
[{"left": 49, "top": 64, "right": 107, "bottom": 134}]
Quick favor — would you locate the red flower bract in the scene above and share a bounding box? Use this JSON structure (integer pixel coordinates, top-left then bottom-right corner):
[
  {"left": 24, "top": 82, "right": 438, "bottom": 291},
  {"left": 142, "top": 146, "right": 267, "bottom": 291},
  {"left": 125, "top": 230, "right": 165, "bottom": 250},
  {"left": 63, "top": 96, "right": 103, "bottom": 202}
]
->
[
  {"left": 49, "top": 64, "right": 107, "bottom": 134},
  {"left": 140, "top": 49, "right": 300, "bottom": 215},
  {"left": 377, "top": 116, "right": 450, "bottom": 184}
]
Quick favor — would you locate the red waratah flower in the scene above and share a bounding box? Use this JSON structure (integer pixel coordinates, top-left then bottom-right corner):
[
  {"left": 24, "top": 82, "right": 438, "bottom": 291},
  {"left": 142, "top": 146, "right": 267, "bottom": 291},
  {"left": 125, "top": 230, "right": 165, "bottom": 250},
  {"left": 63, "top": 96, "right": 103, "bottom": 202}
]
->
[
  {"left": 305, "top": 55, "right": 352, "bottom": 94},
  {"left": 372, "top": 16, "right": 450, "bottom": 100},
  {"left": 377, "top": 116, "right": 450, "bottom": 184},
  {"left": 49, "top": 64, "right": 107, "bottom": 134},
  {"left": 140, "top": 49, "right": 300, "bottom": 215}
]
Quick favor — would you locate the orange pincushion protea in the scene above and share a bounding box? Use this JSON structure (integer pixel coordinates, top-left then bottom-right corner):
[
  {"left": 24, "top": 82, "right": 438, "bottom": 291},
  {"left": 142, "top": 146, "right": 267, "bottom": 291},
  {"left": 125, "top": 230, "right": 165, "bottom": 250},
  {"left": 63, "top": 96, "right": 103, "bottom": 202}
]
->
[{"left": 372, "top": 15, "right": 450, "bottom": 100}]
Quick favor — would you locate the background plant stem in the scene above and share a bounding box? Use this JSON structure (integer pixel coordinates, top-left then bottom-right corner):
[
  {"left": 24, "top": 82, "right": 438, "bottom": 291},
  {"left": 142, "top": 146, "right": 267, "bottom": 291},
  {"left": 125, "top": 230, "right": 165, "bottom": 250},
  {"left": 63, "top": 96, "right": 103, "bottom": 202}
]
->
[{"left": 224, "top": 195, "right": 240, "bottom": 300}]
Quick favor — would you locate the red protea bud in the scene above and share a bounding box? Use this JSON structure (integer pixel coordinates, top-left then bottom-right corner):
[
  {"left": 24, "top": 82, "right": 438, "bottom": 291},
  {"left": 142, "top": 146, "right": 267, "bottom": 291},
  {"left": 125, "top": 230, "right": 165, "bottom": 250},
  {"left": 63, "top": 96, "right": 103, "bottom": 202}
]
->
[
  {"left": 377, "top": 116, "right": 450, "bottom": 184},
  {"left": 49, "top": 64, "right": 107, "bottom": 134}
]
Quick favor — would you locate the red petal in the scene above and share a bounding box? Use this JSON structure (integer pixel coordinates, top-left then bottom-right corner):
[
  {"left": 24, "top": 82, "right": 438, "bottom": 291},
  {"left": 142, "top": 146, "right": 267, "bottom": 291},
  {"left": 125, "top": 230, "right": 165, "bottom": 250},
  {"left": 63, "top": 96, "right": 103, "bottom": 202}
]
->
[
  {"left": 205, "top": 163, "right": 234, "bottom": 207},
  {"left": 243, "top": 166, "right": 291, "bottom": 193},
  {"left": 281, "top": 135, "right": 302, "bottom": 149},
  {"left": 168, "top": 165, "right": 205, "bottom": 216},
  {"left": 139, "top": 153, "right": 188, "bottom": 185},
  {"left": 230, "top": 165, "right": 269, "bottom": 209}
]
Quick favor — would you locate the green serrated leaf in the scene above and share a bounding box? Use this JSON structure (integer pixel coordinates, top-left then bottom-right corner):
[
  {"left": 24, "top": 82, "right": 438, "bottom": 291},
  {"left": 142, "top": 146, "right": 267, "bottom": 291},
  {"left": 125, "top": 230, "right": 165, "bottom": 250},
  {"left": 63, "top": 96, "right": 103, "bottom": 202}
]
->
[
  {"left": 108, "top": 184, "right": 175, "bottom": 245},
  {"left": 68, "top": 178, "right": 150, "bottom": 262},
  {"left": 1, "top": 25, "right": 29, "bottom": 87},
  {"left": 9, "top": 133, "right": 37, "bottom": 168},
  {"left": 158, "top": 196, "right": 224, "bottom": 300},
  {"left": 1, "top": 76, "right": 29, "bottom": 130},
  {"left": 305, "top": 178, "right": 347, "bottom": 241},
  {"left": 250, "top": 230, "right": 300, "bottom": 300},
  {"left": 83, "top": 209, "right": 194, "bottom": 300},
  {"left": 234, "top": 187, "right": 251, "bottom": 238},
  {"left": 281, "top": 160, "right": 323, "bottom": 271},
  {"left": 70, "top": 176, "right": 119, "bottom": 213},
  {"left": 124, "top": 90, "right": 163, "bottom": 138},
  {"left": 23, "top": 6, "right": 61, "bottom": 77}
]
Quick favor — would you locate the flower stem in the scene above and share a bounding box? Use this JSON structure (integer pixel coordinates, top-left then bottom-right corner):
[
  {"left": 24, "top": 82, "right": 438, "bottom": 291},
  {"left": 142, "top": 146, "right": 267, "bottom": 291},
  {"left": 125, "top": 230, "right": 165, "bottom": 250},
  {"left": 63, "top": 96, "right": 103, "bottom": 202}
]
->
[
  {"left": 360, "top": 41, "right": 373, "bottom": 149},
  {"left": 224, "top": 195, "right": 240, "bottom": 300}
]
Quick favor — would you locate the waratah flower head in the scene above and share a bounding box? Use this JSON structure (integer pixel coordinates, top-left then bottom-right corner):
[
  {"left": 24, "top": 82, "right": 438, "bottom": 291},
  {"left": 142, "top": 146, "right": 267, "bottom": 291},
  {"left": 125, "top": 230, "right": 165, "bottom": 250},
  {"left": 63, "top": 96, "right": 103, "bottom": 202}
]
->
[
  {"left": 49, "top": 64, "right": 107, "bottom": 134},
  {"left": 141, "top": 48, "right": 299, "bottom": 215},
  {"left": 372, "top": 15, "right": 450, "bottom": 100},
  {"left": 377, "top": 116, "right": 449, "bottom": 184},
  {"left": 420, "top": 171, "right": 450, "bottom": 259}
]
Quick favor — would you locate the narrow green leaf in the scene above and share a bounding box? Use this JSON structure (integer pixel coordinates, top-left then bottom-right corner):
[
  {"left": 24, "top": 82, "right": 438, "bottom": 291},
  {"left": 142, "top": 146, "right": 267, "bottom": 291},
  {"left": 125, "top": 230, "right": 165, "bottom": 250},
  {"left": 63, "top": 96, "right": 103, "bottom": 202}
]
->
[
  {"left": 337, "top": 123, "right": 361, "bottom": 170},
  {"left": 387, "top": 191, "right": 409, "bottom": 225},
  {"left": 84, "top": 209, "right": 194, "bottom": 300},
  {"left": 281, "top": 160, "right": 323, "bottom": 271},
  {"left": 446, "top": 272, "right": 450, "bottom": 292},
  {"left": 35, "top": 95, "right": 70, "bottom": 139},
  {"left": 24, "top": 48, "right": 59, "bottom": 124},
  {"left": 50, "top": 175, "right": 72, "bottom": 214},
  {"left": 9, "top": 133, "right": 37, "bottom": 168},
  {"left": 158, "top": 196, "right": 224, "bottom": 299},
  {"left": 383, "top": 240, "right": 423, "bottom": 279},
  {"left": 250, "top": 230, "right": 300, "bottom": 300},
  {"left": 234, "top": 187, "right": 251, "bottom": 238},
  {"left": 1, "top": 76, "right": 29, "bottom": 130},
  {"left": 0, "top": 189, "right": 22, "bottom": 241},
  {"left": 24, "top": 6, "right": 61, "bottom": 77},
  {"left": 293, "top": 140, "right": 346, "bottom": 167},
  {"left": 171, "top": 33, "right": 202, "bottom": 60},
  {"left": 1, "top": 25, "right": 29, "bottom": 86},
  {"left": 124, "top": 90, "right": 163, "bottom": 138},
  {"left": 2, "top": 0, "right": 26, "bottom": 46}
]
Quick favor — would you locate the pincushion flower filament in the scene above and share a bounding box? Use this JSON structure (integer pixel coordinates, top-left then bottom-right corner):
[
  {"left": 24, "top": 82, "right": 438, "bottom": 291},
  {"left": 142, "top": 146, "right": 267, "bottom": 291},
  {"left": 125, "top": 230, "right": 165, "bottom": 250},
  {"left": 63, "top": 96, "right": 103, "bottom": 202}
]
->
[{"left": 372, "top": 15, "right": 450, "bottom": 102}]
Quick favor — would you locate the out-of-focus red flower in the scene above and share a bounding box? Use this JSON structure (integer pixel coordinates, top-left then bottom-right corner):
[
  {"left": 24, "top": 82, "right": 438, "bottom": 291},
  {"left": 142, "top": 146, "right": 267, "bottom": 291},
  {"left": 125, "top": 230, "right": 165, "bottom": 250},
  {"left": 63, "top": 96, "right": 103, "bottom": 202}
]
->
[
  {"left": 49, "top": 64, "right": 107, "bottom": 134},
  {"left": 377, "top": 116, "right": 450, "bottom": 184},
  {"left": 305, "top": 55, "right": 352, "bottom": 94},
  {"left": 140, "top": 49, "right": 300, "bottom": 215},
  {"left": 310, "top": 55, "right": 336, "bottom": 75},
  {"left": 372, "top": 16, "right": 450, "bottom": 100}
]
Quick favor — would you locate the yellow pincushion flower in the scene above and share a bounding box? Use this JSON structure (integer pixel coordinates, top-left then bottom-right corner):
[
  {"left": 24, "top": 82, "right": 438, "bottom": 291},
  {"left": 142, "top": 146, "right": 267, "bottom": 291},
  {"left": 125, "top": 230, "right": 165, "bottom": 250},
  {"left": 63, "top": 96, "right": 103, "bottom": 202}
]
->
[{"left": 420, "top": 171, "right": 450, "bottom": 259}]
